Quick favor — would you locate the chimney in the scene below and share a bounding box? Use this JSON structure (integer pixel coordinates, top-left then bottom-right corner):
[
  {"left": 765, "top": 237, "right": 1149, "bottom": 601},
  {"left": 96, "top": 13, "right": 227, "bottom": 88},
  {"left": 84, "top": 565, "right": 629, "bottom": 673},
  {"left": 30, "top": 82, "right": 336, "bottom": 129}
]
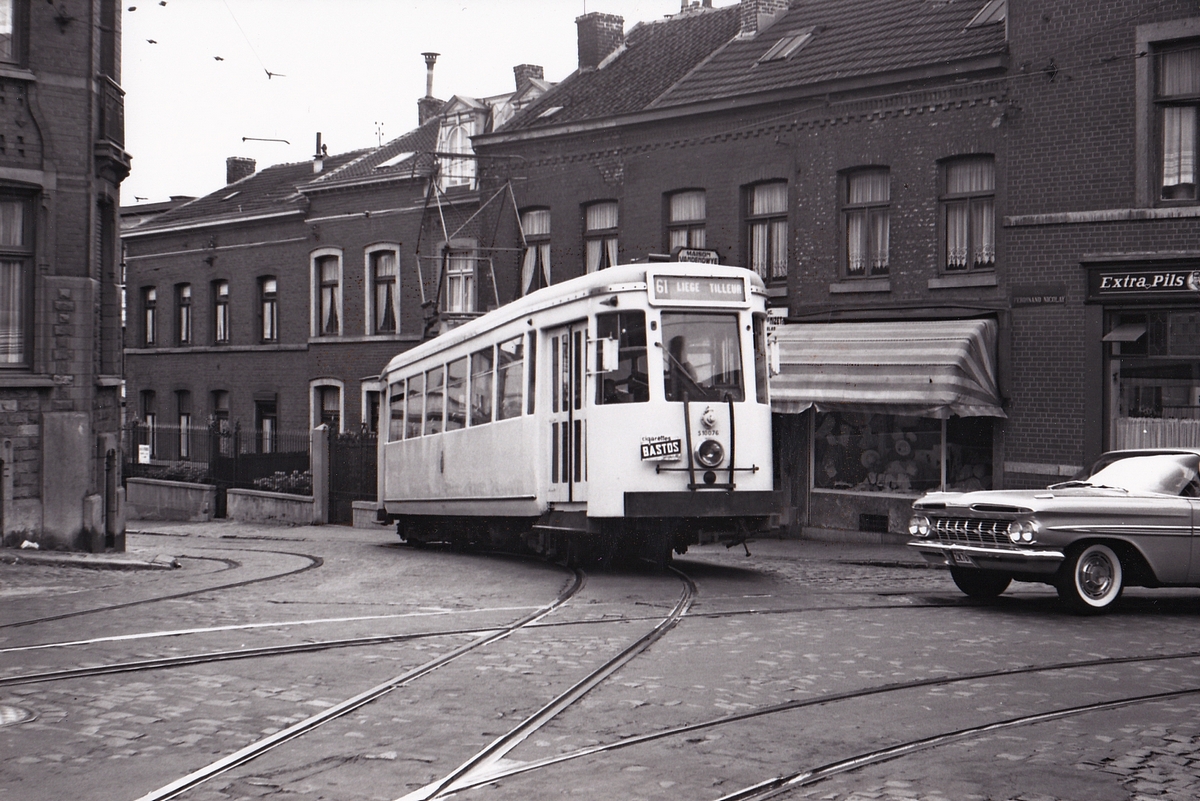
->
[
  {"left": 418, "top": 51, "right": 444, "bottom": 125},
  {"left": 739, "top": 0, "right": 788, "bottom": 36},
  {"left": 513, "top": 64, "right": 544, "bottom": 93},
  {"left": 312, "top": 132, "right": 326, "bottom": 174},
  {"left": 576, "top": 12, "right": 624, "bottom": 70},
  {"left": 225, "top": 156, "right": 255, "bottom": 185}
]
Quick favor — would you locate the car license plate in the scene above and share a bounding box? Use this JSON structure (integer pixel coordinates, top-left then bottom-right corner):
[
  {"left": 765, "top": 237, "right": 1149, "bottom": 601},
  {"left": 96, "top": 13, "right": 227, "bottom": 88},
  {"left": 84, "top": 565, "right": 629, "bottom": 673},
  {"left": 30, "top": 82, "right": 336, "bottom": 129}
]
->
[{"left": 951, "top": 551, "right": 976, "bottom": 567}]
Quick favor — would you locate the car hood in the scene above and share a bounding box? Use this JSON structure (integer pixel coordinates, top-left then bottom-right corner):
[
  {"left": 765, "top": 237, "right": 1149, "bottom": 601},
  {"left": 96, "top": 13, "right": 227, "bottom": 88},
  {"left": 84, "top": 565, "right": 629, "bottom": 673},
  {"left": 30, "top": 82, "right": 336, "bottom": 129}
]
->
[{"left": 912, "top": 486, "right": 1159, "bottom": 514}]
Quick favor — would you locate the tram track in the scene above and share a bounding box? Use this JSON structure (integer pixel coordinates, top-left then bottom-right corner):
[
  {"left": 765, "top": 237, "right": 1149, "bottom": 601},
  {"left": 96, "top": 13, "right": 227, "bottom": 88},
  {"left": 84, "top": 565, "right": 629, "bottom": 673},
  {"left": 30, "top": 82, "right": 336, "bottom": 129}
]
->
[
  {"left": 129, "top": 568, "right": 586, "bottom": 801},
  {"left": 0, "top": 548, "right": 323, "bottom": 629}
]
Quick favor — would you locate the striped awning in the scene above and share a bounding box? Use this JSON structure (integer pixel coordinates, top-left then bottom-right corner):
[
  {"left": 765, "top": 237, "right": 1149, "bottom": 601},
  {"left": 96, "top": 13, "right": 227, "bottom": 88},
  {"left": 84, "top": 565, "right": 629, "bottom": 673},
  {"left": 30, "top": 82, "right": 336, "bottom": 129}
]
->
[{"left": 770, "top": 319, "right": 1006, "bottom": 418}]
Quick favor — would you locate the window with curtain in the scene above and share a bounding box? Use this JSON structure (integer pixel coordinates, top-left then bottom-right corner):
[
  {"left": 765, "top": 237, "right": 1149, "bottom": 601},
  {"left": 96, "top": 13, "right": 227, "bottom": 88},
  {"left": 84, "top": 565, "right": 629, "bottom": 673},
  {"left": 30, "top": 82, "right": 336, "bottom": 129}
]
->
[
  {"left": 0, "top": 195, "right": 30, "bottom": 365},
  {"left": 584, "top": 201, "right": 618, "bottom": 273},
  {"left": 316, "top": 255, "right": 340, "bottom": 335},
  {"left": 369, "top": 250, "right": 398, "bottom": 333},
  {"left": 668, "top": 190, "right": 706, "bottom": 252},
  {"left": 0, "top": 0, "right": 24, "bottom": 65},
  {"left": 259, "top": 276, "right": 278, "bottom": 343},
  {"left": 142, "top": 286, "right": 157, "bottom": 346},
  {"left": 1158, "top": 45, "right": 1200, "bottom": 201},
  {"left": 176, "top": 391, "right": 192, "bottom": 460},
  {"left": 213, "top": 280, "right": 230, "bottom": 343},
  {"left": 520, "top": 208, "right": 551, "bottom": 295},
  {"left": 443, "top": 248, "right": 476, "bottom": 312},
  {"left": 315, "top": 384, "right": 341, "bottom": 431},
  {"left": 176, "top": 284, "right": 192, "bottom": 345},
  {"left": 942, "top": 156, "right": 996, "bottom": 272},
  {"left": 843, "top": 169, "right": 890, "bottom": 277},
  {"left": 745, "top": 182, "right": 788, "bottom": 281},
  {"left": 438, "top": 113, "right": 476, "bottom": 190}
]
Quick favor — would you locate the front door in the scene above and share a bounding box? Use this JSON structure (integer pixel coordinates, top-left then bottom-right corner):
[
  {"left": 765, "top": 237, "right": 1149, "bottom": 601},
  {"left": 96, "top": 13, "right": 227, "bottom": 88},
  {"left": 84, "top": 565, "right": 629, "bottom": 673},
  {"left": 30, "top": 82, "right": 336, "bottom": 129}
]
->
[{"left": 546, "top": 321, "right": 588, "bottom": 504}]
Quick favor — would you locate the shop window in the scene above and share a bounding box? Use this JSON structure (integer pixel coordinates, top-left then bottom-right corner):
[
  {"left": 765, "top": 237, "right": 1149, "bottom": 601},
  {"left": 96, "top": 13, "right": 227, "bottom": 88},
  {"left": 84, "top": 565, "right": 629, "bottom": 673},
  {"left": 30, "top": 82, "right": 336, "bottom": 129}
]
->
[
  {"left": 843, "top": 169, "right": 890, "bottom": 277},
  {"left": 584, "top": 201, "right": 618, "bottom": 273},
  {"left": 1110, "top": 310, "right": 1200, "bottom": 448},
  {"left": 941, "top": 156, "right": 995, "bottom": 272},
  {"left": 520, "top": 208, "right": 551, "bottom": 295},
  {"left": 813, "top": 411, "right": 993, "bottom": 494},
  {"left": 176, "top": 284, "right": 192, "bottom": 345},
  {"left": 213, "top": 280, "right": 230, "bottom": 343},
  {"left": 745, "top": 181, "right": 787, "bottom": 282},
  {"left": 667, "top": 190, "right": 706, "bottom": 253},
  {"left": 0, "top": 194, "right": 31, "bottom": 366},
  {"left": 596, "top": 311, "right": 648, "bottom": 405},
  {"left": 259, "top": 276, "right": 278, "bottom": 343}
]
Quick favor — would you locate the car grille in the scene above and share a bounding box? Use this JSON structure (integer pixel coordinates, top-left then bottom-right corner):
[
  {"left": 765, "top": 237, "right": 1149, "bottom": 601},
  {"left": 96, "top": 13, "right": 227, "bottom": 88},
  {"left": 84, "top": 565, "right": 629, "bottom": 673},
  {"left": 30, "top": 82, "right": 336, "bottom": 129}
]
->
[{"left": 929, "top": 516, "right": 1011, "bottom": 547}]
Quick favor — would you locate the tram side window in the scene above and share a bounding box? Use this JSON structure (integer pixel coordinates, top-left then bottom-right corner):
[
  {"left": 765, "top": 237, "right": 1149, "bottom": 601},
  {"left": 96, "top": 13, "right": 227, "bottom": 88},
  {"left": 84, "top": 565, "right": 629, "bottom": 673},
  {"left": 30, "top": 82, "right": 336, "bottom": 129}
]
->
[
  {"left": 425, "top": 366, "right": 445, "bottom": 435},
  {"left": 497, "top": 336, "right": 524, "bottom": 420},
  {"left": 446, "top": 358, "right": 467, "bottom": 431},
  {"left": 405, "top": 374, "right": 424, "bottom": 438},
  {"left": 753, "top": 313, "right": 769, "bottom": 405},
  {"left": 388, "top": 379, "right": 405, "bottom": 441},
  {"left": 662, "top": 312, "right": 745, "bottom": 402},
  {"left": 526, "top": 332, "right": 537, "bottom": 415},
  {"left": 469, "top": 347, "right": 494, "bottom": 426},
  {"left": 596, "top": 311, "right": 648, "bottom": 404}
]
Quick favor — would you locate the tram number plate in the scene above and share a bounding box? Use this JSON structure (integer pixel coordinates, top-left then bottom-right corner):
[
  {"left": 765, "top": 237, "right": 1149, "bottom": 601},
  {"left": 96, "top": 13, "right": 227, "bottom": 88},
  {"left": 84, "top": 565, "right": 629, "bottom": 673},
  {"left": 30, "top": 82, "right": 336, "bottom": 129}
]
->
[
  {"left": 951, "top": 551, "right": 976, "bottom": 567},
  {"left": 641, "top": 437, "right": 682, "bottom": 461}
]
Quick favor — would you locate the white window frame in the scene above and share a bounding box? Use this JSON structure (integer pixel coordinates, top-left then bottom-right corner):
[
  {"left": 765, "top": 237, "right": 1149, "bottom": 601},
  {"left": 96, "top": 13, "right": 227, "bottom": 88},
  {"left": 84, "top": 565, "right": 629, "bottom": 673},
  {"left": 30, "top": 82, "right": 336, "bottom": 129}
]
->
[
  {"left": 310, "top": 248, "right": 343, "bottom": 337},
  {"left": 309, "top": 378, "right": 345, "bottom": 433},
  {"left": 440, "top": 239, "right": 478, "bottom": 313},
  {"left": 361, "top": 378, "right": 384, "bottom": 434},
  {"left": 364, "top": 244, "right": 401, "bottom": 336}
]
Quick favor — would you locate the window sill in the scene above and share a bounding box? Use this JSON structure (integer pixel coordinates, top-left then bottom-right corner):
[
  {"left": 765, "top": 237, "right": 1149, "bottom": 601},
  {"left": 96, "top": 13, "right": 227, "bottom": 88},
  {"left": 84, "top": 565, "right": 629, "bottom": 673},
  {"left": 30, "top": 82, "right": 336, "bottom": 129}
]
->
[
  {"left": 96, "top": 375, "right": 123, "bottom": 387},
  {"left": 0, "top": 373, "right": 56, "bottom": 388},
  {"left": 766, "top": 284, "right": 788, "bottom": 298},
  {"left": 310, "top": 334, "right": 423, "bottom": 345},
  {"left": 830, "top": 278, "right": 891, "bottom": 294},
  {"left": 0, "top": 65, "right": 35, "bottom": 82},
  {"left": 126, "top": 344, "right": 308, "bottom": 355},
  {"left": 928, "top": 272, "right": 998, "bottom": 290}
]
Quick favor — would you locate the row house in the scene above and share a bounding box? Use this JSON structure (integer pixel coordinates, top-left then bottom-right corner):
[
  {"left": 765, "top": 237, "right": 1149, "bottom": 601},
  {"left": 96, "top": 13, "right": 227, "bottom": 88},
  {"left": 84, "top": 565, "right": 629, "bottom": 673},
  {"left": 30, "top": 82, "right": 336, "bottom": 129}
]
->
[
  {"left": 472, "top": 0, "right": 1199, "bottom": 539},
  {"left": 0, "top": 0, "right": 130, "bottom": 549},
  {"left": 121, "top": 63, "right": 550, "bottom": 457}
]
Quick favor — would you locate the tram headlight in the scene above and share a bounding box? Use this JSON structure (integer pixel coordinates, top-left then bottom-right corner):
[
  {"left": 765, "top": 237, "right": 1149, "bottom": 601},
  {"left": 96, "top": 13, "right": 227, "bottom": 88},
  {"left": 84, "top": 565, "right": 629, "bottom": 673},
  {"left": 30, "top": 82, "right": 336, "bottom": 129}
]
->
[
  {"left": 1007, "top": 518, "right": 1039, "bottom": 543},
  {"left": 908, "top": 514, "right": 931, "bottom": 538},
  {"left": 696, "top": 439, "right": 724, "bottom": 468}
]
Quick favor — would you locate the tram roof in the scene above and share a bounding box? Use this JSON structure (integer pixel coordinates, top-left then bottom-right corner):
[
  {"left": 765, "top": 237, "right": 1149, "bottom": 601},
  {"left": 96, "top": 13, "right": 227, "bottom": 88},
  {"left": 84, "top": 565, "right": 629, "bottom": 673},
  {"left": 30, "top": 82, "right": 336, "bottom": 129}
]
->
[{"left": 382, "top": 262, "right": 764, "bottom": 377}]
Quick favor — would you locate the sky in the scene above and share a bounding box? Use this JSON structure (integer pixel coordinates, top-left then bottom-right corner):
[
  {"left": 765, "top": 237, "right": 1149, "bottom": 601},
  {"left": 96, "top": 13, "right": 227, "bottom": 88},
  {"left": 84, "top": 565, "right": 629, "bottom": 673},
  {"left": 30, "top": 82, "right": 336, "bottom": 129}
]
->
[{"left": 121, "top": 0, "right": 705, "bottom": 204}]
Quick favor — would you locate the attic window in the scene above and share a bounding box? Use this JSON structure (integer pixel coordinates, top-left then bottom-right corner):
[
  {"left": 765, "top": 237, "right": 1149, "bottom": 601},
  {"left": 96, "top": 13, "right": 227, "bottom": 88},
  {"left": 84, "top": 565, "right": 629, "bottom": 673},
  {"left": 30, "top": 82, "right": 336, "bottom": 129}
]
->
[
  {"left": 967, "top": 0, "right": 1006, "bottom": 29},
  {"left": 758, "top": 29, "right": 814, "bottom": 63},
  {"left": 537, "top": 106, "right": 563, "bottom": 119},
  {"left": 376, "top": 151, "right": 415, "bottom": 169},
  {"left": 222, "top": 190, "right": 240, "bottom": 201}
]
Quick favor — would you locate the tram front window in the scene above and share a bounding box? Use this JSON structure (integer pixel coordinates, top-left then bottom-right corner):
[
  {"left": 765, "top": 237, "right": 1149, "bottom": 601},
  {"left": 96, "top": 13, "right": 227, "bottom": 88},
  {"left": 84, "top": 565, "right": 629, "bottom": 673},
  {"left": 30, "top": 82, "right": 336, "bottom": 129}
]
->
[
  {"left": 661, "top": 312, "right": 744, "bottom": 402},
  {"left": 596, "top": 311, "right": 648, "bottom": 404}
]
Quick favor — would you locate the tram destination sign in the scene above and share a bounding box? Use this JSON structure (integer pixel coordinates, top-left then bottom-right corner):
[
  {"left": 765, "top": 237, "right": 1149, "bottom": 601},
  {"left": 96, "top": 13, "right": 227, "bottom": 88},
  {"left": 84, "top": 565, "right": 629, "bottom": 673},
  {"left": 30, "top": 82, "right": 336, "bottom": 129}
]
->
[{"left": 649, "top": 272, "right": 747, "bottom": 305}]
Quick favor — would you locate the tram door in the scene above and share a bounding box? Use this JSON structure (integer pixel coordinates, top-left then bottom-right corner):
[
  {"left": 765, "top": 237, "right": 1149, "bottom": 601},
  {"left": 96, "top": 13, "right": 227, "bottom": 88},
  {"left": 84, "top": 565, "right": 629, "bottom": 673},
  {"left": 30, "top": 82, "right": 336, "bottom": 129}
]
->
[{"left": 547, "top": 321, "right": 588, "bottom": 504}]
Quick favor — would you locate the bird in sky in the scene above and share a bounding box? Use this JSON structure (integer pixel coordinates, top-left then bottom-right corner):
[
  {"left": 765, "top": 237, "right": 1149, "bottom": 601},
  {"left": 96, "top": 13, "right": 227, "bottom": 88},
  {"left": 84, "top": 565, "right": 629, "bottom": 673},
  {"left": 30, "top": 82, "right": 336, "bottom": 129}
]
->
[
  {"left": 146, "top": 39, "right": 156, "bottom": 44},
  {"left": 214, "top": 56, "right": 224, "bottom": 61},
  {"left": 265, "top": 69, "right": 285, "bottom": 79}
]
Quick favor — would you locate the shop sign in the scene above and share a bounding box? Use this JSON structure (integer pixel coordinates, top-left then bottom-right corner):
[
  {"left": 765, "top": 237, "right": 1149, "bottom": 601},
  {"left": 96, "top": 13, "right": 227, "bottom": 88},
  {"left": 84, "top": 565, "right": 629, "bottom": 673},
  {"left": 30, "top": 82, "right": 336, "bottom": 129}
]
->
[
  {"left": 640, "top": 436, "right": 681, "bottom": 461},
  {"left": 1011, "top": 283, "right": 1066, "bottom": 307},
  {"left": 1088, "top": 267, "right": 1200, "bottom": 300}
]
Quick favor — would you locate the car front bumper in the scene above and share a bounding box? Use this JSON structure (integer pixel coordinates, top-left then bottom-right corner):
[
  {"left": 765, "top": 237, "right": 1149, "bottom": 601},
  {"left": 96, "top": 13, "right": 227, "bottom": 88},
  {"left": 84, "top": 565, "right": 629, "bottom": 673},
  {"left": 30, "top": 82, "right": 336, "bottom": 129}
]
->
[{"left": 908, "top": 540, "right": 1065, "bottom": 576}]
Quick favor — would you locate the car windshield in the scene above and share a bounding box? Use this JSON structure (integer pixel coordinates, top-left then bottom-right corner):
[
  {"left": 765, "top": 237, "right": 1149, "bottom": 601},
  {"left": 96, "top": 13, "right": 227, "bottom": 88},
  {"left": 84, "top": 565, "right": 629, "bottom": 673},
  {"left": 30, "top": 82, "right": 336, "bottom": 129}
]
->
[{"left": 1062, "top": 453, "right": 1200, "bottom": 495}]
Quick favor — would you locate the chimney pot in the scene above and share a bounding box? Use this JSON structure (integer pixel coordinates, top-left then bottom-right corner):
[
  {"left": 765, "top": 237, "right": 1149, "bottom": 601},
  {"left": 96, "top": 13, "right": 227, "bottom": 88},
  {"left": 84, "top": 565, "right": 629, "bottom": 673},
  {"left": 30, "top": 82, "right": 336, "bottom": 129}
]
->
[
  {"left": 225, "top": 156, "right": 255, "bottom": 185},
  {"left": 576, "top": 12, "right": 624, "bottom": 70},
  {"left": 739, "top": 0, "right": 788, "bottom": 36}
]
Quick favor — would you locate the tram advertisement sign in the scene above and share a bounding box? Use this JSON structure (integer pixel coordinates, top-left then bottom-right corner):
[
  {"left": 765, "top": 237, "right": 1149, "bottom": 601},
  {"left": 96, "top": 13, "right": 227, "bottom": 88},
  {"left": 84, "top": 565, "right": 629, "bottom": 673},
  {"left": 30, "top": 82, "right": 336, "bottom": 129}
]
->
[
  {"left": 641, "top": 436, "right": 682, "bottom": 461},
  {"left": 649, "top": 272, "right": 746, "bottom": 305},
  {"left": 1087, "top": 266, "right": 1200, "bottom": 300}
]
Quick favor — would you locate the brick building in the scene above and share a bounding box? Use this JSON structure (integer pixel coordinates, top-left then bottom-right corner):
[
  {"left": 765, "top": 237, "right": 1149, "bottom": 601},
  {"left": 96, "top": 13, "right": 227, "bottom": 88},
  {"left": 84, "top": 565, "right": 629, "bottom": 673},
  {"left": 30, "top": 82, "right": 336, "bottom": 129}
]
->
[
  {"left": 121, "top": 63, "right": 549, "bottom": 457},
  {"left": 0, "top": 0, "right": 130, "bottom": 550},
  {"left": 471, "top": 0, "right": 1200, "bottom": 538}
]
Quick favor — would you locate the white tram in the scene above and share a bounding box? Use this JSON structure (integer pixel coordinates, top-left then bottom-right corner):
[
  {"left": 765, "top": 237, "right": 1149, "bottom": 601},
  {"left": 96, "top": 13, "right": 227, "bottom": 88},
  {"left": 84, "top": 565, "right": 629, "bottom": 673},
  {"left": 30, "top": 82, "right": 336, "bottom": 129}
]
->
[{"left": 378, "top": 261, "right": 780, "bottom": 564}]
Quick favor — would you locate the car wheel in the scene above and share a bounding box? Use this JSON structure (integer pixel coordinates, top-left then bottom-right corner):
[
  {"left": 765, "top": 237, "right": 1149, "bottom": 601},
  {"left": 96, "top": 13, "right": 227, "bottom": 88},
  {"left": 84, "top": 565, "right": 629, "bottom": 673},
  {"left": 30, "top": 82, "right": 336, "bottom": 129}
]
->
[
  {"left": 950, "top": 568, "right": 1011, "bottom": 598},
  {"left": 1057, "top": 543, "right": 1123, "bottom": 614}
]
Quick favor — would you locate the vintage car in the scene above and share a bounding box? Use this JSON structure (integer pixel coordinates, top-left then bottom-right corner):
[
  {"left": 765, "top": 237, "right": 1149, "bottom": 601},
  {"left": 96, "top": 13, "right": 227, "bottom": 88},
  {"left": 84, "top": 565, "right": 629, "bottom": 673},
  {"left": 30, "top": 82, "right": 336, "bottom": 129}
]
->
[{"left": 908, "top": 449, "right": 1200, "bottom": 613}]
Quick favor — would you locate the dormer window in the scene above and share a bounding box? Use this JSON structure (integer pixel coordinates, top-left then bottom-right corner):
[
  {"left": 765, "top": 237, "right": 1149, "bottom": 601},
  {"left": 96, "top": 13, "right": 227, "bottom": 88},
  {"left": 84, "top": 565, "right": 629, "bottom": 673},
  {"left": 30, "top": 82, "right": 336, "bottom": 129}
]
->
[{"left": 438, "top": 111, "right": 477, "bottom": 191}]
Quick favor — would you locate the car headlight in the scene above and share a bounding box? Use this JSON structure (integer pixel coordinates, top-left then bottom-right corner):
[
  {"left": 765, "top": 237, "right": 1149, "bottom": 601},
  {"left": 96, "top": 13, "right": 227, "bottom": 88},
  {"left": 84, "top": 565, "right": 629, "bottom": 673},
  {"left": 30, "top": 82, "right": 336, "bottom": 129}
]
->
[
  {"left": 1007, "top": 518, "right": 1039, "bottom": 543},
  {"left": 696, "top": 439, "right": 724, "bottom": 468},
  {"left": 908, "top": 514, "right": 930, "bottom": 537}
]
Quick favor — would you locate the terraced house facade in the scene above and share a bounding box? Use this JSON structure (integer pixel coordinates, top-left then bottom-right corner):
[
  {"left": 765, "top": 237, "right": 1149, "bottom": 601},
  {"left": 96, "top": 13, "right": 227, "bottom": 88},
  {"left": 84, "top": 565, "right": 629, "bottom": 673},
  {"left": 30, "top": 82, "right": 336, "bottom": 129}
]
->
[
  {"left": 0, "top": 0, "right": 130, "bottom": 549},
  {"left": 472, "top": 0, "right": 1200, "bottom": 539}
]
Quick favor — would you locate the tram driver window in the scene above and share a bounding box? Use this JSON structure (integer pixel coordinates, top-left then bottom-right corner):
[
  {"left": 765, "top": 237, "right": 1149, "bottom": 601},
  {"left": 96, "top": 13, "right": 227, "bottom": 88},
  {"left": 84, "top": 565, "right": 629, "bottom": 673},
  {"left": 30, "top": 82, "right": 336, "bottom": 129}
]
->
[
  {"left": 596, "top": 312, "right": 648, "bottom": 404},
  {"left": 661, "top": 312, "right": 745, "bottom": 402}
]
